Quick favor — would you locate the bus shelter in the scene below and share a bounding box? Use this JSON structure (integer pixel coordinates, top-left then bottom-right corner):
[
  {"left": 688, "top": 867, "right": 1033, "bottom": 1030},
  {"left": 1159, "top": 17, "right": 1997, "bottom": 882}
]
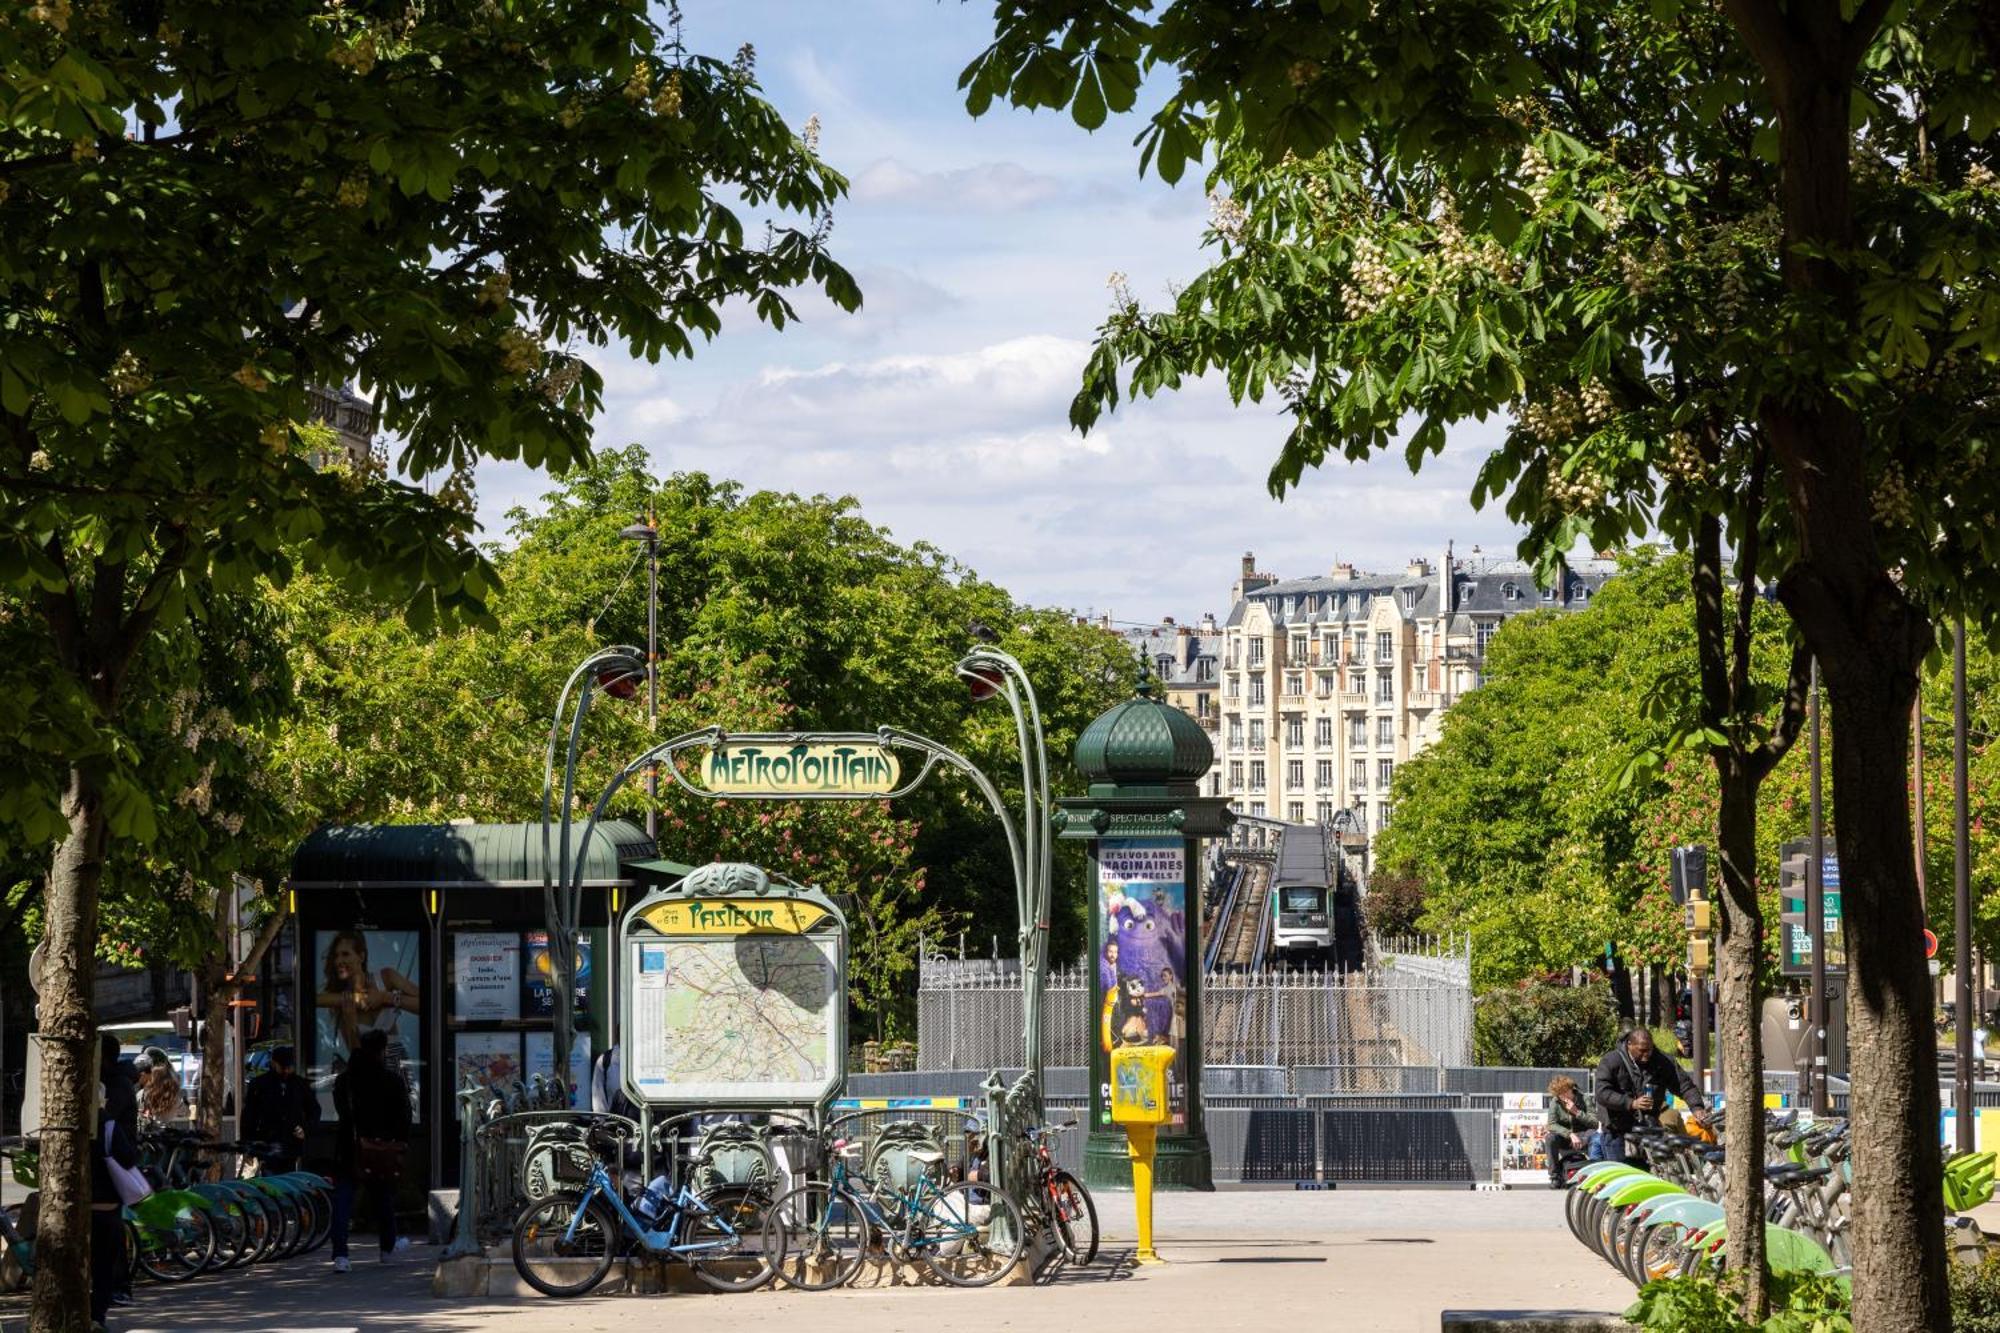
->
[{"left": 286, "top": 820, "right": 687, "bottom": 1202}]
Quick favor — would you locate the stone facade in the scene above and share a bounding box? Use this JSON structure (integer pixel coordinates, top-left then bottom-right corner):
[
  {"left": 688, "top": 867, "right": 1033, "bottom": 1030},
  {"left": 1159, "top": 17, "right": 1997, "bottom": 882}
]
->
[{"left": 1180, "top": 547, "right": 1616, "bottom": 837}]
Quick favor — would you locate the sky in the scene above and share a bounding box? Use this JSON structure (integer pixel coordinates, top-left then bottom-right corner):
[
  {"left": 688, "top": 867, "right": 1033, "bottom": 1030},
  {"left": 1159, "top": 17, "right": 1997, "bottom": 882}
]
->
[{"left": 467, "top": 0, "right": 1532, "bottom": 624}]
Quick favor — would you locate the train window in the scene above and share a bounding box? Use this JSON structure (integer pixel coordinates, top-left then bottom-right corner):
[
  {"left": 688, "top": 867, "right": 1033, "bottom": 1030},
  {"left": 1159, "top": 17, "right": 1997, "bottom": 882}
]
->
[{"left": 1280, "top": 887, "right": 1324, "bottom": 913}]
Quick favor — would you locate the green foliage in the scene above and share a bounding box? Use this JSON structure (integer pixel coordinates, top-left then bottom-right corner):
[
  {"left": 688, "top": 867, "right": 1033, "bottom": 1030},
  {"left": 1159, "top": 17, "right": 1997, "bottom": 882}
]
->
[
  {"left": 1950, "top": 1251, "right": 2000, "bottom": 1333},
  {"left": 0, "top": 0, "right": 853, "bottom": 864},
  {"left": 1472, "top": 979, "right": 1618, "bottom": 1069},
  {"left": 1626, "top": 1271, "right": 1851, "bottom": 1333},
  {"left": 1360, "top": 867, "right": 1426, "bottom": 940},
  {"left": 270, "top": 449, "right": 1131, "bottom": 1034},
  {"left": 1375, "top": 553, "right": 1807, "bottom": 986}
]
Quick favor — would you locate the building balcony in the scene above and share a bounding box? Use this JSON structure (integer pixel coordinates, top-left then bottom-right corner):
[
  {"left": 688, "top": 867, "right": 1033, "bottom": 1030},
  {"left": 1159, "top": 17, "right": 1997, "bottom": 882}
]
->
[
  {"left": 1407, "top": 689, "right": 1440, "bottom": 710},
  {"left": 1339, "top": 690, "right": 1367, "bottom": 707},
  {"left": 1280, "top": 692, "right": 1307, "bottom": 706}
]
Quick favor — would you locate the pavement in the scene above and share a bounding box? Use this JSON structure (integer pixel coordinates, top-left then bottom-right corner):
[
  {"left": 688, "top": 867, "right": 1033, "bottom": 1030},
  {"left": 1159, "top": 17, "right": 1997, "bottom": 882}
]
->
[{"left": 0, "top": 1190, "right": 1636, "bottom": 1333}]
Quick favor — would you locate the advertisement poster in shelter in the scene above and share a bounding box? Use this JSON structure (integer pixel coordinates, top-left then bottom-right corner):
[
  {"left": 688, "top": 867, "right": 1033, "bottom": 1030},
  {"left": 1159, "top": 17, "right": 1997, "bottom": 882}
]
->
[
  {"left": 1498, "top": 1092, "right": 1548, "bottom": 1185},
  {"left": 1096, "top": 837, "right": 1189, "bottom": 1129},
  {"left": 452, "top": 931, "right": 521, "bottom": 1022},
  {"left": 522, "top": 930, "right": 592, "bottom": 1017},
  {"left": 311, "top": 929, "right": 423, "bottom": 1122},
  {"left": 453, "top": 1032, "right": 522, "bottom": 1118},
  {"left": 524, "top": 1030, "right": 592, "bottom": 1107}
]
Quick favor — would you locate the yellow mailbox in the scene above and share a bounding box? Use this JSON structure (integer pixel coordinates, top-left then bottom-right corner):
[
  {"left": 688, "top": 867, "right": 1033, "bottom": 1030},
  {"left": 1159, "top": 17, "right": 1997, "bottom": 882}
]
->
[{"left": 1110, "top": 1045, "right": 1175, "bottom": 1263}]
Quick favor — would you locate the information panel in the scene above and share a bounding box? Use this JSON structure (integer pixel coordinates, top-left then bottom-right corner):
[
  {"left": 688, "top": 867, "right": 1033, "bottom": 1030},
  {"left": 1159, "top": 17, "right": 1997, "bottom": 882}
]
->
[{"left": 619, "top": 867, "right": 847, "bottom": 1107}]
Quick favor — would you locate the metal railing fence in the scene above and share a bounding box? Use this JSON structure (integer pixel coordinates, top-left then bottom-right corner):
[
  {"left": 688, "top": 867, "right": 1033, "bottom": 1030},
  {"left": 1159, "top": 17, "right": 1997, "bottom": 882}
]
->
[{"left": 917, "top": 951, "right": 1473, "bottom": 1073}]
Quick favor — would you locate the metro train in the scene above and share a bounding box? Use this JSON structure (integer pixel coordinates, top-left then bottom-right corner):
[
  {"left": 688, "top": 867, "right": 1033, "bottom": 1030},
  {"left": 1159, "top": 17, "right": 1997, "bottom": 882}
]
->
[{"left": 1269, "top": 830, "right": 1334, "bottom": 961}]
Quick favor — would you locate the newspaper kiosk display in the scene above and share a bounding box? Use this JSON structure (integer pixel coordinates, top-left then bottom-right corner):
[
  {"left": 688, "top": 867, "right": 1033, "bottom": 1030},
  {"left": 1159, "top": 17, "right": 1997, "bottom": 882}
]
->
[{"left": 618, "top": 862, "right": 847, "bottom": 1107}]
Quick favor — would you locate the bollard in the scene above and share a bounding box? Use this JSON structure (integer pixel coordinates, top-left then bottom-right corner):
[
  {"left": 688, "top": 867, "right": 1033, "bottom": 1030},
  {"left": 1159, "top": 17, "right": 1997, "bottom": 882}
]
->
[{"left": 1110, "top": 1045, "right": 1174, "bottom": 1265}]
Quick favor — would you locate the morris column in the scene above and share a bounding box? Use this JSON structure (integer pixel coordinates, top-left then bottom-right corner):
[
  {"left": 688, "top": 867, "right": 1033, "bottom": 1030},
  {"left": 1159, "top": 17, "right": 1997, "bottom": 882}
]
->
[{"left": 1057, "top": 678, "right": 1231, "bottom": 1190}]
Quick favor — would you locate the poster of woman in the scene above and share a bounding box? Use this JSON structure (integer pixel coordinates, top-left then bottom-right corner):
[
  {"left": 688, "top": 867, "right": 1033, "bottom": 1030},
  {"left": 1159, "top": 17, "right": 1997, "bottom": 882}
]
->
[{"left": 314, "top": 930, "right": 423, "bottom": 1121}]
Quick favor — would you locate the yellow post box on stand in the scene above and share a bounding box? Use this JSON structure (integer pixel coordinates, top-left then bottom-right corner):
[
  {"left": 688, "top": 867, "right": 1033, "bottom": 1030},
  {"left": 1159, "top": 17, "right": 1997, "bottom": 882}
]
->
[{"left": 1110, "top": 1045, "right": 1175, "bottom": 1264}]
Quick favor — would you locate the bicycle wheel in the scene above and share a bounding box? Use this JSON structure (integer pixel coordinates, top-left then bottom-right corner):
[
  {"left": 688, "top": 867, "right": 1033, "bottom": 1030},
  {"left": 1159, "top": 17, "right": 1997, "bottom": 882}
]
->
[
  {"left": 512, "top": 1195, "right": 617, "bottom": 1298},
  {"left": 1046, "top": 1171, "right": 1098, "bottom": 1266},
  {"left": 135, "top": 1205, "right": 217, "bottom": 1283},
  {"left": 912, "top": 1182, "right": 1025, "bottom": 1288},
  {"left": 684, "top": 1188, "right": 779, "bottom": 1293},
  {"left": 763, "top": 1182, "right": 867, "bottom": 1291},
  {"left": 297, "top": 1185, "right": 333, "bottom": 1255}
]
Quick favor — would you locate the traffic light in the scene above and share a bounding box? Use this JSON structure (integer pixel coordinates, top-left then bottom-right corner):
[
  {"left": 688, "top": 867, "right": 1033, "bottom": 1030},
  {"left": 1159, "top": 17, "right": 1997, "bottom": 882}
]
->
[
  {"left": 1669, "top": 845, "right": 1710, "bottom": 904},
  {"left": 1685, "top": 900, "right": 1713, "bottom": 933},
  {"left": 1688, "top": 938, "right": 1712, "bottom": 971}
]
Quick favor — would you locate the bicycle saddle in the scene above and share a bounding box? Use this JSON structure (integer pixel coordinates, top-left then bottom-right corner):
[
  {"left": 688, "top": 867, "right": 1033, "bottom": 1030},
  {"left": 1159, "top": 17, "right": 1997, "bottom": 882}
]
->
[{"left": 907, "top": 1149, "right": 944, "bottom": 1163}]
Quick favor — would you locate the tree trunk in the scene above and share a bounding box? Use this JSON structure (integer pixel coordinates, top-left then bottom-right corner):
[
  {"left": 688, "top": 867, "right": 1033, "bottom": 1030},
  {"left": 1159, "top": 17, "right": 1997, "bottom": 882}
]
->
[
  {"left": 1709, "top": 11, "right": 1950, "bottom": 1321},
  {"left": 31, "top": 766, "right": 108, "bottom": 1333},
  {"left": 1714, "top": 759, "right": 1767, "bottom": 1316},
  {"left": 194, "top": 962, "right": 229, "bottom": 1148},
  {"left": 1819, "top": 648, "right": 1945, "bottom": 1331}
]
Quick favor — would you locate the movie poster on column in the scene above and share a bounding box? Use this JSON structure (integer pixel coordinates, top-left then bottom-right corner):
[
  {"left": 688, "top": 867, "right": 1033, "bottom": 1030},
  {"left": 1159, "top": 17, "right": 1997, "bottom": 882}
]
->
[
  {"left": 311, "top": 929, "right": 423, "bottom": 1123},
  {"left": 1097, "top": 837, "right": 1189, "bottom": 1129}
]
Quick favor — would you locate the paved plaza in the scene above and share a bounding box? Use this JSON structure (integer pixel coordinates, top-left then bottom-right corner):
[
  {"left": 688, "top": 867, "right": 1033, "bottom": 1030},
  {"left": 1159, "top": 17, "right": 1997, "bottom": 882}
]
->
[{"left": 0, "top": 1191, "right": 1636, "bottom": 1333}]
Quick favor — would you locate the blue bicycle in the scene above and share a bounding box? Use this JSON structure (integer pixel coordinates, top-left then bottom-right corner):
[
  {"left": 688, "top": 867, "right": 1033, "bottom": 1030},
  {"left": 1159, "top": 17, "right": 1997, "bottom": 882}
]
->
[{"left": 511, "top": 1152, "right": 779, "bottom": 1296}]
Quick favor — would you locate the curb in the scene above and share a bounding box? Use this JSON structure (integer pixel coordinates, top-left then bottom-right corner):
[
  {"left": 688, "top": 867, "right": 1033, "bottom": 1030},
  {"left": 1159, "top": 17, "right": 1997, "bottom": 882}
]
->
[{"left": 1442, "top": 1313, "right": 1636, "bottom": 1332}]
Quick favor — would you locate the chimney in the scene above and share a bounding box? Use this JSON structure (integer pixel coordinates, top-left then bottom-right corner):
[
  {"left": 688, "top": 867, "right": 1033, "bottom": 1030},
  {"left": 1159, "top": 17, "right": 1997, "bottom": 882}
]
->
[
  {"left": 1200, "top": 612, "right": 1218, "bottom": 633},
  {"left": 1330, "top": 562, "right": 1358, "bottom": 580},
  {"left": 1162, "top": 615, "right": 1175, "bottom": 627},
  {"left": 1406, "top": 557, "right": 1430, "bottom": 578},
  {"left": 1241, "top": 551, "right": 1257, "bottom": 577},
  {"left": 1441, "top": 539, "right": 1454, "bottom": 616}
]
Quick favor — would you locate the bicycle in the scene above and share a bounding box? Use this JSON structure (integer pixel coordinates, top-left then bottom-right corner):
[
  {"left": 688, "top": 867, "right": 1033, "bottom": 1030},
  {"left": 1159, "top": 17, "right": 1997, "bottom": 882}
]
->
[
  {"left": 511, "top": 1136, "right": 779, "bottom": 1297},
  {"left": 762, "top": 1135, "right": 1026, "bottom": 1290},
  {"left": 1022, "top": 1120, "right": 1097, "bottom": 1266}
]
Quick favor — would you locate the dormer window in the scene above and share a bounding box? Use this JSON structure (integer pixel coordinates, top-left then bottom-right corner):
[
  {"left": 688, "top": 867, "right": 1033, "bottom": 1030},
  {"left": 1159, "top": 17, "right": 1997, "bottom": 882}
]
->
[
  {"left": 1501, "top": 582, "right": 1520, "bottom": 602},
  {"left": 1157, "top": 655, "right": 1174, "bottom": 680},
  {"left": 1402, "top": 588, "right": 1418, "bottom": 611},
  {"left": 1541, "top": 586, "right": 1555, "bottom": 602}
]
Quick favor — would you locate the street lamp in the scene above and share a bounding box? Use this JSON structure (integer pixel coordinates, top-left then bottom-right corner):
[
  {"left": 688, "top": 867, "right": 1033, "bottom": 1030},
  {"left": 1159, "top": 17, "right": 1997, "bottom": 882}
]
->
[
  {"left": 540, "top": 645, "right": 645, "bottom": 1093},
  {"left": 618, "top": 516, "right": 661, "bottom": 841}
]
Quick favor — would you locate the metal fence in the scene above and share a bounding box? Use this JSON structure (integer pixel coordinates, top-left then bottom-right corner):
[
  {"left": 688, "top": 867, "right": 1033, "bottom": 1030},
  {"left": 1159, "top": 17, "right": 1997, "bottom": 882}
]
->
[{"left": 916, "top": 948, "right": 1473, "bottom": 1073}]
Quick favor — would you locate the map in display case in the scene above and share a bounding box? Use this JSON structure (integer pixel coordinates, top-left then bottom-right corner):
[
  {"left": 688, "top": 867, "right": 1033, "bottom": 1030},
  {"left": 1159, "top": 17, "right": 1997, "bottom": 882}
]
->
[{"left": 620, "top": 869, "right": 846, "bottom": 1106}]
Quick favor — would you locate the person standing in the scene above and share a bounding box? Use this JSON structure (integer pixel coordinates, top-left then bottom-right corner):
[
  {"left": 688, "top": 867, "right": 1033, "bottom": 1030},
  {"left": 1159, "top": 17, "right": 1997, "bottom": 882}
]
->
[
  {"left": 99, "top": 1033, "right": 140, "bottom": 1310},
  {"left": 100, "top": 1033, "right": 138, "bottom": 1144},
  {"left": 1592, "top": 1027, "right": 1709, "bottom": 1163},
  {"left": 92, "top": 1093, "right": 141, "bottom": 1328},
  {"left": 330, "top": 1029, "right": 412, "bottom": 1272},
  {"left": 243, "top": 1045, "right": 320, "bottom": 1174},
  {"left": 136, "top": 1048, "right": 186, "bottom": 1128}
]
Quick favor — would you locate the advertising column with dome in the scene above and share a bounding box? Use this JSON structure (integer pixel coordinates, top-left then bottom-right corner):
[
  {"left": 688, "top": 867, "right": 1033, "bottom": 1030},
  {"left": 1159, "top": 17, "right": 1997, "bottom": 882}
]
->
[{"left": 1056, "top": 679, "right": 1232, "bottom": 1191}]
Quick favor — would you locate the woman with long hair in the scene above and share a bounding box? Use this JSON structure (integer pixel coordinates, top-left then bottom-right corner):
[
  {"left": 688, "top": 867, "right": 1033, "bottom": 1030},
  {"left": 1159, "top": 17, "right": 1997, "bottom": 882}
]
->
[{"left": 317, "top": 931, "right": 420, "bottom": 1054}]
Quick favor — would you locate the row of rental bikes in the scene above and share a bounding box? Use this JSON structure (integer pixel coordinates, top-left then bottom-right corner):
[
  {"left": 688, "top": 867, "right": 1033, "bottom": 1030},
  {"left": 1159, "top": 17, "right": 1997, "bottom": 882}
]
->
[
  {"left": 0, "top": 1127, "right": 335, "bottom": 1291},
  {"left": 1564, "top": 1109, "right": 1997, "bottom": 1286},
  {"left": 509, "top": 1113, "right": 1098, "bottom": 1296}
]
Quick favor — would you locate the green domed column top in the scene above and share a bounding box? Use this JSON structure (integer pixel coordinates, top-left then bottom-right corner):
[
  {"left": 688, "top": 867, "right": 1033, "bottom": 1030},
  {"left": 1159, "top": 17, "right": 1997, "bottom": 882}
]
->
[{"left": 1057, "top": 681, "right": 1233, "bottom": 1193}]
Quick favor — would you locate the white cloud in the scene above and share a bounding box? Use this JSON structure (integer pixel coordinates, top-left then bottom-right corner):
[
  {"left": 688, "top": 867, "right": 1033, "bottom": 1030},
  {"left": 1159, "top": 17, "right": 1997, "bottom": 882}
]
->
[
  {"left": 850, "top": 158, "right": 1069, "bottom": 212},
  {"left": 470, "top": 335, "right": 1532, "bottom": 617}
]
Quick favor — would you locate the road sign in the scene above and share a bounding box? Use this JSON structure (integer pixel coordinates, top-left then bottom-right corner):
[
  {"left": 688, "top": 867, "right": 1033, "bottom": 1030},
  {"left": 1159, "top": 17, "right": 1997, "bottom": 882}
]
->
[{"left": 1927, "top": 928, "right": 1941, "bottom": 960}]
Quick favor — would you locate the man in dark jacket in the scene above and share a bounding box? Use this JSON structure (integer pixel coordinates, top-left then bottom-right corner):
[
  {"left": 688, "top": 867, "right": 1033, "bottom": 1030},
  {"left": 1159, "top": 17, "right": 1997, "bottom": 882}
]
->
[
  {"left": 1592, "top": 1027, "right": 1709, "bottom": 1163},
  {"left": 99, "top": 1031, "right": 139, "bottom": 1144},
  {"left": 330, "top": 1029, "right": 413, "bottom": 1272},
  {"left": 242, "top": 1045, "right": 320, "bottom": 1174}
]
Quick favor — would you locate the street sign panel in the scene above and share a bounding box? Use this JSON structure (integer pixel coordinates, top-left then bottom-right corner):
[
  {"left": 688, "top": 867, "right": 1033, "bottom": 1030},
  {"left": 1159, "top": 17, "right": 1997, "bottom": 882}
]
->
[{"left": 1926, "top": 928, "right": 1940, "bottom": 959}]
